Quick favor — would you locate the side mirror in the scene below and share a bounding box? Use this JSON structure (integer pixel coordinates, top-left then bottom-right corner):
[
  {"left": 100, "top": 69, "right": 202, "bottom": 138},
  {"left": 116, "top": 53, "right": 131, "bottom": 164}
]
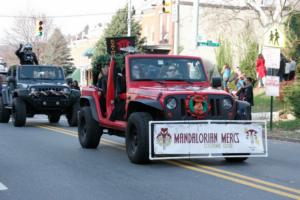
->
[{"left": 211, "top": 77, "right": 222, "bottom": 88}]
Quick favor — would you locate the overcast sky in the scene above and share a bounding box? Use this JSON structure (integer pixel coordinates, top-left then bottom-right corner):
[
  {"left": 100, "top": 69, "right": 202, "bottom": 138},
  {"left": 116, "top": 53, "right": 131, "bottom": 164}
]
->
[{"left": 0, "top": 0, "right": 147, "bottom": 42}]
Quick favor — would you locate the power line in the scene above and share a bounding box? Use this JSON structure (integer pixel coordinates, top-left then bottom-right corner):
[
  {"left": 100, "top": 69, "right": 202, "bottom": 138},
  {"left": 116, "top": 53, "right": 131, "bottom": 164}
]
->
[
  {"left": 0, "top": 6, "right": 142, "bottom": 19},
  {"left": 0, "top": 12, "right": 121, "bottom": 19}
]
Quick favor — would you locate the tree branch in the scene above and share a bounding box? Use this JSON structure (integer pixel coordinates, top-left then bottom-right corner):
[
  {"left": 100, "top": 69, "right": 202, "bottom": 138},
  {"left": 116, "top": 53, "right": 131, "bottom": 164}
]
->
[{"left": 246, "top": 0, "right": 269, "bottom": 26}]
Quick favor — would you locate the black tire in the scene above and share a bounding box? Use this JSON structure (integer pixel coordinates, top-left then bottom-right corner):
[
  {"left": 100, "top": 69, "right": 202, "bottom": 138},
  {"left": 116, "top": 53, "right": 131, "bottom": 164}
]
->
[
  {"left": 224, "top": 155, "right": 249, "bottom": 162},
  {"left": 66, "top": 100, "right": 80, "bottom": 127},
  {"left": 12, "top": 97, "right": 26, "bottom": 127},
  {"left": 0, "top": 98, "right": 10, "bottom": 123},
  {"left": 78, "top": 106, "right": 102, "bottom": 148},
  {"left": 48, "top": 114, "right": 61, "bottom": 123},
  {"left": 126, "top": 112, "right": 152, "bottom": 164},
  {"left": 225, "top": 111, "right": 251, "bottom": 162}
]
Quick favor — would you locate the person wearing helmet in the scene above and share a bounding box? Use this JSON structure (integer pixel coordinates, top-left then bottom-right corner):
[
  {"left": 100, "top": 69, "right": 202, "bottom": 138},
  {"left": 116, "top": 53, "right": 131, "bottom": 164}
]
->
[{"left": 15, "top": 43, "right": 39, "bottom": 65}]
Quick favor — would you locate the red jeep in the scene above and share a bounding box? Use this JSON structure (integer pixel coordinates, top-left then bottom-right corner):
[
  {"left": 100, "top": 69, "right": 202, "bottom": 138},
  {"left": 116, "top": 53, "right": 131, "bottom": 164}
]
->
[{"left": 78, "top": 52, "right": 253, "bottom": 164}]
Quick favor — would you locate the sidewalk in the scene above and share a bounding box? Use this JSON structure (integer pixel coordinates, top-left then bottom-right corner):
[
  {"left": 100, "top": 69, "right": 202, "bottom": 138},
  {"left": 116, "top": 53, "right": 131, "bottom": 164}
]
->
[{"left": 252, "top": 112, "right": 280, "bottom": 121}]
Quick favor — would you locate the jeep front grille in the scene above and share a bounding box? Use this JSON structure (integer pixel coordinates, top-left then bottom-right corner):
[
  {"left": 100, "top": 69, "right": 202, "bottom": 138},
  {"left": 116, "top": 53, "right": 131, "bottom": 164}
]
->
[
  {"left": 165, "top": 94, "right": 231, "bottom": 120},
  {"left": 209, "top": 98, "right": 222, "bottom": 117},
  {"left": 37, "top": 87, "right": 63, "bottom": 92}
]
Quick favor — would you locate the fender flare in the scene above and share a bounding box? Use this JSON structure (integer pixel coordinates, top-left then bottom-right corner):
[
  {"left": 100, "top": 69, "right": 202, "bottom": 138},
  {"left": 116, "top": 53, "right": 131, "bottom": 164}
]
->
[
  {"left": 235, "top": 100, "right": 252, "bottom": 120},
  {"left": 79, "top": 96, "right": 99, "bottom": 122},
  {"left": 127, "top": 99, "right": 163, "bottom": 118}
]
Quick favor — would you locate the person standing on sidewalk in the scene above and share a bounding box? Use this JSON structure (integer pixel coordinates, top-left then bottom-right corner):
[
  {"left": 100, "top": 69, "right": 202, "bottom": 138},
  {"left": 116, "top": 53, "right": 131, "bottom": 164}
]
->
[
  {"left": 255, "top": 54, "right": 266, "bottom": 88},
  {"left": 289, "top": 57, "right": 297, "bottom": 80},
  {"left": 221, "top": 63, "right": 231, "bottom": 92}
]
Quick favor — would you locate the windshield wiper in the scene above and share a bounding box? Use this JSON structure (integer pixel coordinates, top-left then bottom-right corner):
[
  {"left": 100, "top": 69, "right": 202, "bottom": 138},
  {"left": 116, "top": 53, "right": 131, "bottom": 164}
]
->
[
  {"left": 165, "top": 79, "right": 194, "bottom": 84},
  {"left": 134, "top": 78, "right": 166, "bottom": 85}
]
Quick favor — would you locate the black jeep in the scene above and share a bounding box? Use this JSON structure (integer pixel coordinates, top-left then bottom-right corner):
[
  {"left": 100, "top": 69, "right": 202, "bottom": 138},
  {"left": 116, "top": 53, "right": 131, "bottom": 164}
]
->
[{"left": 0, "top": 65, "right": 80, "bottom": 127}]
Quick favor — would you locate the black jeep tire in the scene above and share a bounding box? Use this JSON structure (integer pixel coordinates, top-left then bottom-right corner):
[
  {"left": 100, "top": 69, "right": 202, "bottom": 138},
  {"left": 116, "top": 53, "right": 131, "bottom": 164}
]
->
[
  {"left": 224, "top": 112, "right": 251, "bottom": 162},
  {"left": 224, "top": 154, "right": 249, "bottom": 162},
  {"left": 66, "top": 100, "right": 80, "bottom": 127},
  {"left": 78, "top": 106, "right": 102, "bottom": 148},
  {"left": 0, "top": 98, "right": 10, "bottom": 123},
  {"left": 48, "top": 114, "right": 61, "bottom": 123},
  {"left": 126, "top": 112, "right": 152, "bottom": 164},
  {"left": 12, "top": 97, "right": 26, "bottom": 127}
]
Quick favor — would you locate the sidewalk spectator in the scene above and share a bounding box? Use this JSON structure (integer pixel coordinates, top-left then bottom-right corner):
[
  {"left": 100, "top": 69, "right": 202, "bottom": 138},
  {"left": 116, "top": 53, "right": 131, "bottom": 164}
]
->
[
  {"left": 229, "top": 66, "right": 242, "bottom": 85},
  {"left": 221, "top": 63, "right": 231, "bottom": 92},
  {"left": 255, "top": 54, "right": 266, "bottom": 88},
  {"left": 236, "top": 77, "right": 253, "bottom": 105},
  {"left": 284, "top": 60, "right": 291, "bottom": 81},
  {"left": 72, "top": 80, "right": 80, "bottom": 90},
  {"left": 244, "top": 77, "right": 254, "bottom": 107},
  {"left": 236, "top": 75, "right": 245, "bottom": 91},
  {"left": 289, "top": 57, "right": 297, "bottom": 80},
  {"left": 67, "top": 79, "right": 73, "bottom": 87},
  {"left": 97, "top": 64, "right": 109, "bottom": 115},
  {"left": 278, "top": 53, "right": 286, "bottom": 81}
]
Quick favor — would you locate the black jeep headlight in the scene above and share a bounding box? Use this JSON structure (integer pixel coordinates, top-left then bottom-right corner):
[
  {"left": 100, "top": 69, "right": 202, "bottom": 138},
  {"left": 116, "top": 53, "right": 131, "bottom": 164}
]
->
[
  {"left": 223, "top": 98, "right": 233, "bottom": 110},
  {"left": 63, "top": 88, "right": 70, "bottom": 93},
  {"left": 30, "top": 87, "right": 37, "bottom": 93},
  {"left": 166, "top": 98, "right": 177, "bottom": 110}
]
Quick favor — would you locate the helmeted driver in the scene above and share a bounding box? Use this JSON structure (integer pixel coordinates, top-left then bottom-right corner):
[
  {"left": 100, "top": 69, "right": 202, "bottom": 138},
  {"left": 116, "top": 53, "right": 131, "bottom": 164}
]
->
[{"left": 15, "top": 43, "right": 39, "bottom": 65}]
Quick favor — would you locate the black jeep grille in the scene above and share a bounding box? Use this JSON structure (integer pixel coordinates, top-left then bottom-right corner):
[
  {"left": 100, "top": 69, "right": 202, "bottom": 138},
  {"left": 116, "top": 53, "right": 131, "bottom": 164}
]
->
[
  {"left": 37, "top": 87, "right": 64, "bottom": 92},
  {"left": 165, "top": 94, "right": 233, "bottom": 120},
  {"left": 209, "top": 97, "right": 222, "bottom": 117}
]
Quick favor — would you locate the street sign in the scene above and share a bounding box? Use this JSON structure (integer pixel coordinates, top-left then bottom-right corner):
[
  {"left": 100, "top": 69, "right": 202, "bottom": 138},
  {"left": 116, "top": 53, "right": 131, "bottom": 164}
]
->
[
  {"left": 262, "top": 46, "right": 280, "bottom": 69},
  {"left": 265, "top": 76, "right": 280, "bottom": 96},
  {"left": 197, "top": 40, "right": 220, "bottom": 47}
]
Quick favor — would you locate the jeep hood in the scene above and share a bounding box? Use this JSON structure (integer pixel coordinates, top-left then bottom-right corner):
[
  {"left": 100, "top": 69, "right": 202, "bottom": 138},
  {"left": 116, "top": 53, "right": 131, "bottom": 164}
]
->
[
  {"left": 18, "top": 82, "right": 68, "bottom": 89},
  {"left": 129, "top": 85, "right": 229, "bottom": 98}
]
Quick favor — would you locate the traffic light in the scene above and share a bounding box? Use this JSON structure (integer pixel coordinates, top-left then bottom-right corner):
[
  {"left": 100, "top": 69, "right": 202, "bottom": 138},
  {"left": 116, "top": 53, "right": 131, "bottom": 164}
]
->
[
  {"left": 162, "top": 0, "right": 172, "bottom": 13},
  {"left": 36, "top": 20, "right": 43, "bottom": 37}
]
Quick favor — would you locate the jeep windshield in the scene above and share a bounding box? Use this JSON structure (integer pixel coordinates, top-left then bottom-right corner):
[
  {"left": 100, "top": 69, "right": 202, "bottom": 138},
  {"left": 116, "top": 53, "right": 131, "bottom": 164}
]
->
[
  {"left": 18, "top": 66, "right": 65, "bottom": 81},
  {"left": 129, "top": 58, "right": 207, "bottom": 82}
]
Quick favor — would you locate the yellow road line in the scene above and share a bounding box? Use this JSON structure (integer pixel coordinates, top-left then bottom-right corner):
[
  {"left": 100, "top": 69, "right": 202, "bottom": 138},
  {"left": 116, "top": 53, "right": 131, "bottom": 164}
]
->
[
  {"left": 166, "top": 160, "right": 300, "bottom": 200},
  {"left": 180, "top": 160, "right": 300, "bottom": 195},
  {"left": 36, "top": 124, "right": 300, "bottom": 199},
  {"left": 36, "top": 125, "right": 125, "bottom": 150},
  {"left": 41, "top": 124, "right": 126, "bottom": 150}
]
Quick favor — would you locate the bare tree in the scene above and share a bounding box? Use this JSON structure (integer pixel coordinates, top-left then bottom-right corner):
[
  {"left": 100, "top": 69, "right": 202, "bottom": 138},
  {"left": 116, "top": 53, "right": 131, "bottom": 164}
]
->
[
  {"left": 246, "top": 0, "right": 300, "bottom": 27},
  {"left": 43, "top": 29, "right": 74, "bottom": 75},
  {"left": 2, "top": 12, "right": 53, "bottom": 65}
]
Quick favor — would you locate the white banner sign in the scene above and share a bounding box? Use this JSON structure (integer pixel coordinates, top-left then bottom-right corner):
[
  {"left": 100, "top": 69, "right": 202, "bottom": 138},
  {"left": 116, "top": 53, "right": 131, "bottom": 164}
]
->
[
  {"left": 262, "top": 46, "right": 280, "bottom": 69},
  {"left": 152, "top": 123, "right": 265, "bottom": 155},
  {"left": 265, "top": 76, "right": 280, "bottom": 96}
]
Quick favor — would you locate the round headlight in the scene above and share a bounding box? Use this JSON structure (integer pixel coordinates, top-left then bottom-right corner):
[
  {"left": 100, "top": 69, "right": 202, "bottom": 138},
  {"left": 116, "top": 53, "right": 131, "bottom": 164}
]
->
[
  {"left": 166, "top": 98, "right": 177, "bottom": 110},
  {"left": 63, "top": 88, "right": 70, "bottom": 93},
  {"left": 223, "top": 98, "right": 233, "bottom": 110},
  {"left": 30, "top": 87, "right": 37, "bottom": 92}
]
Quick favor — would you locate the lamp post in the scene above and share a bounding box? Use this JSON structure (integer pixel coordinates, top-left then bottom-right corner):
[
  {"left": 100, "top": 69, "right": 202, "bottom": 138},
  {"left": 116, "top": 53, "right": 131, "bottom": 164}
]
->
[
  {"left": 173, "top": 0, "right": 179, "bottom": 55},
  {"left": 128, "top": 0, "right": 131, "bottom": 37}
]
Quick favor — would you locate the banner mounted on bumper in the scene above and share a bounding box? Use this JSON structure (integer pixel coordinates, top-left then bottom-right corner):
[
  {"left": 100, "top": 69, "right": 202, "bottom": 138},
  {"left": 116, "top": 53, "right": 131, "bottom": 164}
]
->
[{"left": 149, "top": 120, "right": 267, "bottom": 160}]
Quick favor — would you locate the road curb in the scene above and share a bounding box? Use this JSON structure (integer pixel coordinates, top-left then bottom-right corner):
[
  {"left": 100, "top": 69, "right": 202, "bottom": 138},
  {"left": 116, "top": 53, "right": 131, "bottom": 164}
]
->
[{"left": 268, "top": 136, "right": 300, "bottom": 143}]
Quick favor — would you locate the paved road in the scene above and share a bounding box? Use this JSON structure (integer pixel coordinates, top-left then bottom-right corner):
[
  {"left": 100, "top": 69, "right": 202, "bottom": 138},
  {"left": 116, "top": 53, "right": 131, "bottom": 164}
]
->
[{"left": 0, "top": 116, "right": 299, "bottom": 200}]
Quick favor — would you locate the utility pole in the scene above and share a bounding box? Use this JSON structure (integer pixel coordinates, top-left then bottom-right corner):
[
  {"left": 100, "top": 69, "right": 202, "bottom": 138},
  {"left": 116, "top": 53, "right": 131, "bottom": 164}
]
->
[
  {"left": 173, "top": 0, "right": 179, "bottom": 55},
  {"left": 192, "top": 0, "right": 199, "bottom": 49},
  {"left": 127, "top": 0, "right": 131, "bottom": 37}
]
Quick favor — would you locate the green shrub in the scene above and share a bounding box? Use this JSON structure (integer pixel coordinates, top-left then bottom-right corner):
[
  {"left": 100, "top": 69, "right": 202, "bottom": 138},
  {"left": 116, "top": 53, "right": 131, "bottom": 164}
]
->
[
  {"left": 284, "top": 72, "right": 300, "bottom": 118},
  {"left": 215, "top": 39, "right": 233, "bottom": 73}
]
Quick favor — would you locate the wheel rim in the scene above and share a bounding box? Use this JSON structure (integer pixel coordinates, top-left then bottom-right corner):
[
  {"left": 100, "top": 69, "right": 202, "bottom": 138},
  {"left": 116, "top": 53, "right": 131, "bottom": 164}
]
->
[
  {"left": 129, "top": 125, "right": 138, "bottom": 155},
  {"left": 79, "top": 117, "right": 87, "bottom": 141},
  {"left": 12, "top": 105, "right": 16, "bottom": 123}
]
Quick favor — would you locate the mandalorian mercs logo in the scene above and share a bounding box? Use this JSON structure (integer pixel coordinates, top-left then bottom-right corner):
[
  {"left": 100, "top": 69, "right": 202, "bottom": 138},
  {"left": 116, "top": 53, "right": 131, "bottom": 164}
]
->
[
  {"left": 186, "top": 95, "right": 211, "bottom": 119},
  {"left": 245, "top": 129, "right": 260, "bottom": 145},
  {"left": 156, "top": 128, "right": 172, "bottom": 150}
]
